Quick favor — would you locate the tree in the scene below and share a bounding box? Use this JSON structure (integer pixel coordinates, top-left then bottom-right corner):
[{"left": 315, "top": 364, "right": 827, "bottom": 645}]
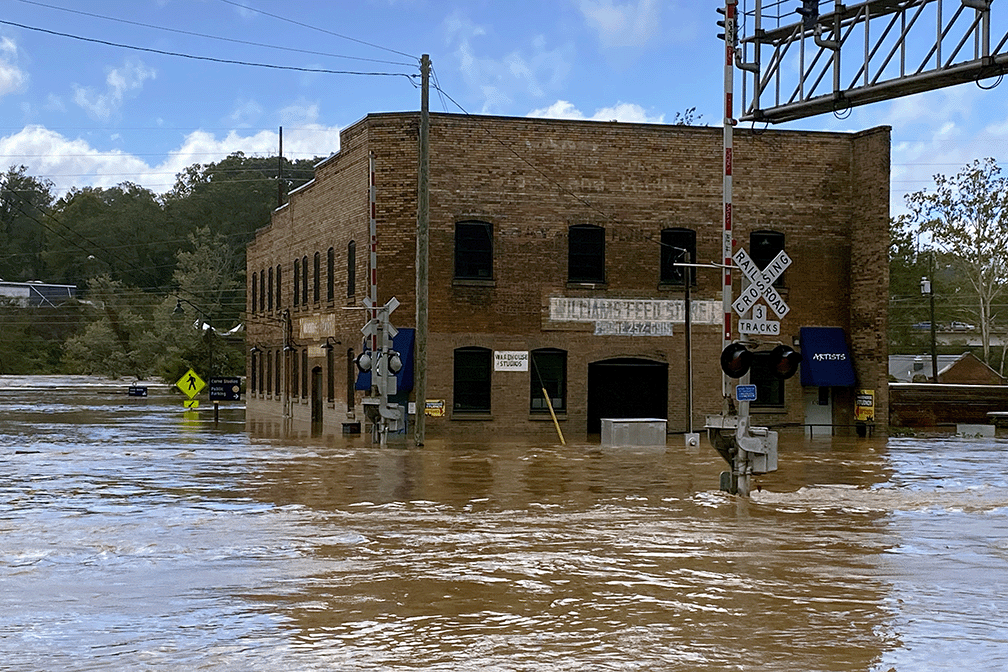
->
[
  {"left": 0, "top": 166, "right": 54, "bottom": 281},
  {"left": 904, "top": 158, "right": 1008, "bottom": 366}
]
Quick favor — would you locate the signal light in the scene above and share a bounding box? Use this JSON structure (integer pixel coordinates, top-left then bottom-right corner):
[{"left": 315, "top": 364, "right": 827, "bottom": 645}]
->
[
  {"left": 770, "top": 344, "right": 801, "bottom": 379},
  {"left": 355, "top": 351, "right": 372, "bottom": 373},
  {"left": 796, "top": 0, "right": 818, "bottom": 30},
  {"left": 716, "top": 6, "right": 727, "bottom": 40},
  {"left": 720, "top": 342, "right": 752, "bottom": 378}
]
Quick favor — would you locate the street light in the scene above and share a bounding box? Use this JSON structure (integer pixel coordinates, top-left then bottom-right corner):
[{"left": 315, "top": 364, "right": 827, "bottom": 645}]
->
[{"left": 173, "top": 297, "right": 214, "bottom": 378}]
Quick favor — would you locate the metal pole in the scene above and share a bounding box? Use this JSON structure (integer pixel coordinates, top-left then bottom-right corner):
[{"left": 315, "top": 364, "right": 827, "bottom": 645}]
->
[
  {"left": 414, "top": 54, "right": 430, "bottom": 447},
  {"left": 369, "top": 152, "right": 378, "bottom": 357},
  {"left": 684, "top": 255, "right": 693, "bottom": 433},
  {"left": 722, "top": 0, "right": 737, "bottom": 402}
]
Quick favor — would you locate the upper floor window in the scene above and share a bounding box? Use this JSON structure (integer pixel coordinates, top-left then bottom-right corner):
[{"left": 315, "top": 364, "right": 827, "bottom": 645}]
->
[
  {"left": 750, "top": 230, "right": 786, "bottom": 287},
  {"left": 301, "top": 255, "right": 308, "bottom": 306},
  {"left": 455, "top": 220, "right": 493, "bottom": 280},
  {"left": 293, "top": 258, "right": 300, "bottom": 306},
  {"left": 259, "top": 268, "right": 266, "bottom": 313},
  {"left": 327, "top": 247, "right": 335, "bottom": 303},
  {"left": 347, "top": 240, "right": 356, "bottom": 298},
  {"left": 251, "top": 272, "right": 257, "bottom": 313},
  {"left": 453, "top": 346, "right": 492, "bottom": 414},
  {"left": 313, "top": 252, "right": 321, "bottom": 304},
  {"left": 530, "top": 348, "right": 567, "bottom": 414},
  {"left": 568, "top": 224, "right": 605, "bottom": 284},
  {"left": 275, "top": 264, "right": 282, "bottom": 311},
  {"left": 267, "top": 266, "right": 273, "bottom": 312},
  {"left": 660, "top": 227, "right": 696, "bottom": 286}
]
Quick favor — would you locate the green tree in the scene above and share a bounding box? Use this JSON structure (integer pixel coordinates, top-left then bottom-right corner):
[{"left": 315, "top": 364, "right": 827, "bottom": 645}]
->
[
  {"left": 0, "top": 166, "right": 54, "bottom": 281},
  {"left": 904, "top": 158, "right": 1008, "bottom": 366}
]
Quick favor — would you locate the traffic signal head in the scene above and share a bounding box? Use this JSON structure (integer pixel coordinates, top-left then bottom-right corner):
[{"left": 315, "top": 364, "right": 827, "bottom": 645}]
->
[
  {"left": 720, "top": 342, "right": 753, "bottom": 378},
  {"left": 355, "top": 351, "right": 372, "bottom": 373},
  {"left": 770, "top": 345, "right": 801, "bottom": 379},
  {"left": 796, "top": 0, "right": 818, "bottom": 29}
]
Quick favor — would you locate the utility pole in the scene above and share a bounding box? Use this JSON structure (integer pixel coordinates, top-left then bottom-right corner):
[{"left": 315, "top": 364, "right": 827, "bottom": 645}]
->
[
  {"left": 278, "top": 126, "right": 284, "bottom": 209},
  {"left": 414, "top": 54, "right": 430, "bottom": 446}
]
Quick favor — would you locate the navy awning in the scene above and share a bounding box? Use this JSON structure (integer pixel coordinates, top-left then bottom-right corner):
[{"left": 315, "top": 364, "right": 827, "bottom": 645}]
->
[
  {"left": 799, "top": 327, "right": 856, "bottom": 387},
  {"left": 355, "top": 328, "right": 415, "bottom": 393}
]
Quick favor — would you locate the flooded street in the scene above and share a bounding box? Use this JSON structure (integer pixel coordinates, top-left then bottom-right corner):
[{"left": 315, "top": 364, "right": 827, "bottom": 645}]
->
[{"left": 2, "top": 377, "right": 1007, "bottom": 670}]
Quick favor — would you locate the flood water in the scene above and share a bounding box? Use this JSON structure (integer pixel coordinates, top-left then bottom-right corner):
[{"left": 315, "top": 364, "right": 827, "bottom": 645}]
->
[{"left": 2, "top": 377, "right": 1007, "bottom": 670}]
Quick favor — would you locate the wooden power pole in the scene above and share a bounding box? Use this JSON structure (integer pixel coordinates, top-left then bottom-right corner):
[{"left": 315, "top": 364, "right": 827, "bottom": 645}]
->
[{"left": 414, "top": 54, "right": 430, "bottom": 446}]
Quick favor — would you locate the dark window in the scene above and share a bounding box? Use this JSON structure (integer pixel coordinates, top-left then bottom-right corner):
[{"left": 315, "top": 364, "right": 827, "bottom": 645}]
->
[
  {"left": 453, "top": 347, "right": 492, "bottom": 414},
  {"left": 313, "top": 252, "right": 320, "bottom": 304},
  {"left": 302, "top": 349, "right": 308, "bottom": 397},
  {"left": 326, "top": 345, "right": 335, "bottom": 402},
  {"left": 258, "top": 353, "right": 264, "bottom": 394},
  {"left": 302, "top": 255, "right": 308, "bottom": 306},
  {"left": 275, "top": 350, "right": 281, "bottom": 397},
  {"left": 750, "top": 230, "right": 786, "bottom": 287},
  {"left": 267, "top": 266, "right": 273, "bottom": 312},
  {"left": 346, "top": 348, "right": 355, "bottom": 412},
  {"left": 276, "top": 264, "right": 282, "bottom": 310},
  {"left": 293, "top": 259, "right": 300, "bottom": 306},
  {"left": 660, "top": 227, "right": 696, "bottom": 286},
  {"left": 259, "top": 269, "right": 266, "bottom": 313},
  {"left": 530, "top": 348, "right": 567, "bottom": 414},
  {"left": 251, "top": 272, "right": 257, "bottom": 314},
  {"left": 347, "top": 241, "right": 356, "bottom": 298},
  {"left": 251, "top": 352, "right": 257, "bottom": 392},
  {"left": 327, "top": 247, "right": 335, "bottom": 303},
  {"left": 568, "top": 224, "right": 605, "bottom": 283},
  {"left": 266, "top": 351, "right": 272, "bottom": 396},
  {"left": 291, "top": 349, "right": 298, "bottom": 398},
  {"left": 454, "top": 220, "right": 493, "bottom": 279},
  {"left": 750, "top": 351, "right": 786, "bottom": 407}
]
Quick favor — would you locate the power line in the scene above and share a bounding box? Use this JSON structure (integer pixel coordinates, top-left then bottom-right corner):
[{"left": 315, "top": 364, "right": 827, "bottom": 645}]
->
[
  {"left": 215, "top": 0, "right": 418, "bottom": 62},
  {"left": 0, "top": 19, "right": 416, "bottom": 79},
  {"left": 15, "top": 0, "right": 416, "bottom": 67}
]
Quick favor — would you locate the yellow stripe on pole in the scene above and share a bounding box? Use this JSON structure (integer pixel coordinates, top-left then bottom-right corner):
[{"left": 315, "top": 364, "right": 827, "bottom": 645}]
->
[{"left": 542, "top": 386, "right": 565, "bottom": 446}]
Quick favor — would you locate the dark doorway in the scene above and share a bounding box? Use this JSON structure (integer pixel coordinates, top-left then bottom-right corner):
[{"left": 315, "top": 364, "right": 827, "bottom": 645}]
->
[
  {"left": 587, "top": 358, "right": 668, "bottom": 434},
  {"left": 311, "top": 366, "right": 323, "bottom": 432}
]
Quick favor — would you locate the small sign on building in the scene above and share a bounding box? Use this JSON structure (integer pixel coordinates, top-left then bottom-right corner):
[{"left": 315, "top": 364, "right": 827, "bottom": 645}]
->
[
  {"left": 494, "top": 351, "right": 529, "bottom": 371},
  {"left": 855, "top": 389, "right": 875, "bottom": 422}
]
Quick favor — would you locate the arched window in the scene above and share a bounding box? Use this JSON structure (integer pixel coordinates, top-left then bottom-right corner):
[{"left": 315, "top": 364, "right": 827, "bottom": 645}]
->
[
  {"left": 302, "top": 255, "right": 308, "bottom": 306},
  {"left": 530, "top": 348, "right": 567, "bottom": 413},
  {"left": 327, "top": 246, "right": 335, "bottom": 303},
  {"left": 293, "top": 258, "right": 300, "bottom": 307},
  {"left": 453, "top": 346, "right": 492, "bottom": 414},
  {"left": 275, "top": 264, "right": 282, "bottom": 310},
  {"left": 313, "top": 251, "right": 321, "bottom": 304},
  {"left": 267, "top": 266, "right": 273, "bottom": 312},
  {"left": 251, "top": 272, "right": 257, "bottom": 314},
  {"left": 347, "top": 241, "right": 356, "bottom": 298}
]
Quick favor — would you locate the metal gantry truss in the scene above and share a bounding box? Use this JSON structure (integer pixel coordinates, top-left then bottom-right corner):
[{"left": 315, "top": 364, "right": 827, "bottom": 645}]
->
[{"left": 738, "top": 0, "right": 1007, "bottom": 123}]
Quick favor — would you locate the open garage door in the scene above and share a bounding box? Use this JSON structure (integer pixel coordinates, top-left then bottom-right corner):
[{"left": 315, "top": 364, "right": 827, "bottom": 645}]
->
[{"left": 587, "top": 358, "right": 668, "bottom": 434}]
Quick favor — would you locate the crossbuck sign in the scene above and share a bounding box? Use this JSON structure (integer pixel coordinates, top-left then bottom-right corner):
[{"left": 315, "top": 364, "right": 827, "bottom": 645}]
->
[{"left": 731, "top": 247, "right": 791, "bottom": 334}]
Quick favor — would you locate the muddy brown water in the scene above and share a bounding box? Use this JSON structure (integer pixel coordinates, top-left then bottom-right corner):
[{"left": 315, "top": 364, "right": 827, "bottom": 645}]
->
[{"left": 1, "top": 376, "right": 1006, "bottom": 670}]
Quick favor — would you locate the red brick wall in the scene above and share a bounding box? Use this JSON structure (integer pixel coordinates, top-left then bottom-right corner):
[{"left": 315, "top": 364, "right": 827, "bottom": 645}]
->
[{"left": 246, "top": 113, "right": 891, "bottom": 439}]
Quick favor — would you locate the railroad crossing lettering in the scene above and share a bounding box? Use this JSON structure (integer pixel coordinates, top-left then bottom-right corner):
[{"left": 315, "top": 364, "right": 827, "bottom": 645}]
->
[{"left": 731, "top": 248, "right": 791, "bottom": 319}]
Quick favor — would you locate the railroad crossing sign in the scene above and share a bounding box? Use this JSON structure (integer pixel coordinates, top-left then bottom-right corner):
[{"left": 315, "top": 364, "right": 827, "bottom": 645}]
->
[{"left": 731, "top": 247, "right": 791, "bottom": 320}]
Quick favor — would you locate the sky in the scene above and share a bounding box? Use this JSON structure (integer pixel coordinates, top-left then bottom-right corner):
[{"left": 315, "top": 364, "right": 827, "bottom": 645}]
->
[{"left": 2, "top": 0, "right": 1008, "bottom": 218}]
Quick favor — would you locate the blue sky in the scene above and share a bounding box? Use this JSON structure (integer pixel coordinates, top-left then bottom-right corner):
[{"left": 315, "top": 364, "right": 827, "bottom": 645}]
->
[{"left": 1, "top": 0, "right": 1007, "bottom": 217}]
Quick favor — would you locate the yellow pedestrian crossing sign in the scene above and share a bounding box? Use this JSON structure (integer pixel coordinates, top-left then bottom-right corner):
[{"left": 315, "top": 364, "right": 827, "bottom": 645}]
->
[{"left": 176, "top": 368, "right": 206, "bottom": 399}]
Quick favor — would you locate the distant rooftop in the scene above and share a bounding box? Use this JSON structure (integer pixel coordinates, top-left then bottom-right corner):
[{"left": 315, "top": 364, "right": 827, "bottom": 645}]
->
[{"left": 0, "top": 281, "right": 77, "bottom": 307}]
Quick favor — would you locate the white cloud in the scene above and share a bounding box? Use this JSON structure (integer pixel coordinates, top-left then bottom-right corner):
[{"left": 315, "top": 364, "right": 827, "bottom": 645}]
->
[
  {"left": 446, "top": 13, "right": 572, "bottom": 114},
  {"left": 578, "top": 0, "right": 661, "bottom": 48},
  {"left": 73, "top": 60, "right": 156, "bottom": 121},
  {"left": 528, "top": 99, "right": 664, "bottom": 123},
  {"left": 0, "top": 123, "right": 341, "bottom": 197},
  {"left": 0, "top": 37, "right": 28, "bottom": 97}
]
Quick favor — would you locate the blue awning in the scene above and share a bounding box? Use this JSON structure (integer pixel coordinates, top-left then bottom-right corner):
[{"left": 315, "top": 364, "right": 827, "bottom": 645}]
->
[
  {"left": 799, "top": 327, "right": 856, "bottom": 387},
  {"left": 355, "top": 328, "right": 415, "bottom": 393}
]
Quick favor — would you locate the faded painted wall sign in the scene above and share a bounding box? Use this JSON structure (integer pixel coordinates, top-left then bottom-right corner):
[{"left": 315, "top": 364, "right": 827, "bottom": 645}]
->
[{"left": 549, "top": 297, "right": 721, "bottom": 337}]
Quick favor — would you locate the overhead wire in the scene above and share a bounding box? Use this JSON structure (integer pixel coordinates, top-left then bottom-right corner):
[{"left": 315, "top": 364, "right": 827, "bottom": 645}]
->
[
  {"left": 0, "top": 19, "right": 415, "bottom": 79},
  {"left": 14, "top": 0, "right": 416, "bottom": 67}
]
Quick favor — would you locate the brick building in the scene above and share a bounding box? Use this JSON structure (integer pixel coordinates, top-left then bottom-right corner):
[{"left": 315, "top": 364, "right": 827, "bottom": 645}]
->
[{"left": 245, "top": 112, "right": 890, "bottom": 439}]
